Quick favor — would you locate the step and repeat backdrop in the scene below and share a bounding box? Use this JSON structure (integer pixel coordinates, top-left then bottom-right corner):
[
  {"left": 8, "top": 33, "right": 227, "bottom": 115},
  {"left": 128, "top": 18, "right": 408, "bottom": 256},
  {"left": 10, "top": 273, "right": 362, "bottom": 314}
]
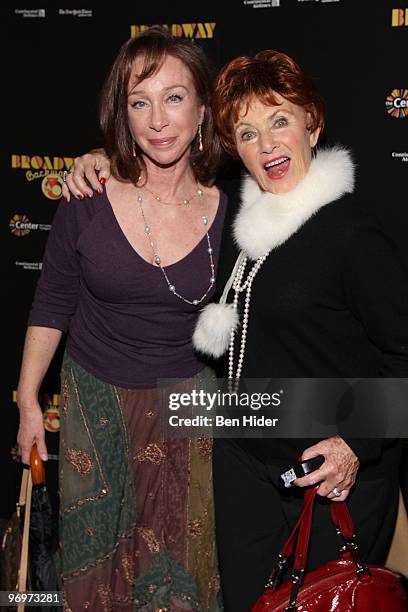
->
[{"left": 2, "top": 1, "right": 407, "bottom": 519}]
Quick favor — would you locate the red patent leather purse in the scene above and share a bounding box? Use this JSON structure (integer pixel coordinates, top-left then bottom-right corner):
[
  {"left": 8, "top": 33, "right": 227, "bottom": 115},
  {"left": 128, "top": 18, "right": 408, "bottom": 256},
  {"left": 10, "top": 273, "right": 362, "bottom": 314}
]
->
[{"left": 252, "top": 487, "right": 407, "bottom": 611}]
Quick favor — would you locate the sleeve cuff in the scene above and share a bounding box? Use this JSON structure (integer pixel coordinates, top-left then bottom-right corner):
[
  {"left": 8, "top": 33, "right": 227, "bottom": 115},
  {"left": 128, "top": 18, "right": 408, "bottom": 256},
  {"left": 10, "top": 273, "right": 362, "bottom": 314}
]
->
[
  {"left": 342, "top": 438, "right": 384, "bottom": 466},
  {"left": 27, "top": 316, "right": 68, "bottom": 333}
]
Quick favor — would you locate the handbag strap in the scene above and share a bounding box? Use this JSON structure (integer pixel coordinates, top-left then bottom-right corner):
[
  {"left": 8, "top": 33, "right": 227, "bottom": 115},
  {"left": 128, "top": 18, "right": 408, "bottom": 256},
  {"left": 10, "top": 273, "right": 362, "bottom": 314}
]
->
[
  {"left": 265, "top": 486, "right": 368, "bottom": 596},
  {"left": 286, "top": 488, "right": 369, "bottom": 609},
  {"left": 293, "top": 488, "right": 358, "bottom": 571},
  {"left": 329, "top": 495, "right": 369, "bottom": 577},
  {"left": 281, "top": 486, "right": 318, "bottom": 559},
  {"left": 18, "top": 468, "right": 29, "bottom": 507},
  {"left": 330, "top": 498, "right": 354, "bottom": 538},
  {"left": 264, "top": 487, "right": 318, "bottom": 589},
  {"left": 293, "top": 487, "right": 318, "bottom": 571},
  {"left": 17, "top": 468, "right": 33, "bottom": 612}
]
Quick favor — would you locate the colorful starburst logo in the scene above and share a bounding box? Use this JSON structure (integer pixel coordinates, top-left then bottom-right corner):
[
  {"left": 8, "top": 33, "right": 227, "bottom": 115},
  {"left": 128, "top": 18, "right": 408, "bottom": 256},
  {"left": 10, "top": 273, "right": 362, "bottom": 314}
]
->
[
  {"left": 10, "top": 214, "right": 31, "bottom": 236},
  {"left": 386, "top": 89, "right": 408, "bottom": 119}
]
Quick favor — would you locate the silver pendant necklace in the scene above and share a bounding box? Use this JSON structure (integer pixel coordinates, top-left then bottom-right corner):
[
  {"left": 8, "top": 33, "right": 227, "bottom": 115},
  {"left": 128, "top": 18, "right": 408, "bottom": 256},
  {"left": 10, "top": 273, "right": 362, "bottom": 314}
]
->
[{"left": 137, "top": 186, "right": 216, "bottom": 306}]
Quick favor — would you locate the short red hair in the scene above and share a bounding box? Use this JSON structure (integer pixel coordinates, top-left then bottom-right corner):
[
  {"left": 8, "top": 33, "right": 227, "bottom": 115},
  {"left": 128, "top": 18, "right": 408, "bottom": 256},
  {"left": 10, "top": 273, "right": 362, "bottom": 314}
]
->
[{"left": 212, "top": 50, "right": 325, "bottom": 158}]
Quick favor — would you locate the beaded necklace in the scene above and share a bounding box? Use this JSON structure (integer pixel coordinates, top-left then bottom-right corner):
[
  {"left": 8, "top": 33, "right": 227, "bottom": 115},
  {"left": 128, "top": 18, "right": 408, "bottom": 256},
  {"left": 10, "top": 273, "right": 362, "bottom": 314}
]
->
[
  {"left": 228, "top": 250, "right": 270, "bottom": 390},
  {"left": 137, "top": 186, "right": 216, "bottom": 306}
]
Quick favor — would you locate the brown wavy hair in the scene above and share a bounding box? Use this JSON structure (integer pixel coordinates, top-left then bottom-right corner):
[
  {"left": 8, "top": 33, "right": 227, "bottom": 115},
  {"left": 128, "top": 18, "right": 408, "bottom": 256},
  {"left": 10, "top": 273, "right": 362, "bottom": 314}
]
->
[
  {"left": 99, "top": 26, "right": 222, "bottom": 186},
  {"left": 212, "top": 50, "right": 325, "bottom": 158}
]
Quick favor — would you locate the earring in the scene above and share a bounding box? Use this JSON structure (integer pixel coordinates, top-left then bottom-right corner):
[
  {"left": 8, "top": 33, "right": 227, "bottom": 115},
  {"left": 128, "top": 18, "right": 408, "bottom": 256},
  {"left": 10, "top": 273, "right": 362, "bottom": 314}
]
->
[
  {"left": 132, "top": 141, "right": 137, "bottom": 158},
  {"left": 198, "top": 124, "right": 203, "bottom": 152}
]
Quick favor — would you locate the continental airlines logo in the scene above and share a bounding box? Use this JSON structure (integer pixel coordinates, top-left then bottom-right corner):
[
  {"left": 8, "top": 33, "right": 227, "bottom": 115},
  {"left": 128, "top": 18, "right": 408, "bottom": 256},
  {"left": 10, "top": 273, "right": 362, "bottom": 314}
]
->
[
  {"left": 391, "top": 8, "right": 408, "bottom": 26},
  {"left": 244, "top": 0, "right": 280, "bottom": 7},
  {"left": 386, "top": 89, "right": 408, "bottom": 119},
  {"left": 15, "top": 261, "right": 43, "bottom": 271},
  {"left": 10, "top": 214, "right": 51, "bottom": 237},
  {"left": 11, "top": 154, "right": 73, "bottom": 200},
  {"left": 244, "top": 0, "right": 280, "bottom": 8},
  {"left": 130, "top": 23, "right": 216, "bottom": 39},
  {"left": 14, "top": 9, "right": 46, "bottom": 18},
  {"left": 392, "top": 152, "right": 408, "bottom": 162}
]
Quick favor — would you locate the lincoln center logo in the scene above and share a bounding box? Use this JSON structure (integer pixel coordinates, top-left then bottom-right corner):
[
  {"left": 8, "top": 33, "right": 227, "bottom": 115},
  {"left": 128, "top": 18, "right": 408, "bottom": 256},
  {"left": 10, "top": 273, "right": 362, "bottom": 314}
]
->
[
  {"left": 386, "top": 89, "right": 408, "bottom": 119},
  {"left": 130, "top": 23, "right": 216, "bottom": 39},
  {"left": 10, "top": 214, "right": 34, "bottom": 237},
  {"left": 9, "top": 214, "right": 51, "bottom": 236},
  {"left": 391, "top": 8, "right": 408, "bottom": 26}
]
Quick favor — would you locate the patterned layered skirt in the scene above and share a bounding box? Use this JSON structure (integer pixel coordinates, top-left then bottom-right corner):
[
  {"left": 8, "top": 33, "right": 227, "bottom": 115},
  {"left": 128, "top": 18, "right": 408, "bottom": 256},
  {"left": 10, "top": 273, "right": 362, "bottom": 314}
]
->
[{"left": 59, "top": 354, "right": 220, "bottom": 611}]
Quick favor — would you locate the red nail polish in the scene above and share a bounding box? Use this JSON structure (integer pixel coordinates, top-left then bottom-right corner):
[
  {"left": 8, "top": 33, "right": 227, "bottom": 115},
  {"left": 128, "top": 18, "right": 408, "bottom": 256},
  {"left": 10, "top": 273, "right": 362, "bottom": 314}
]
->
[
  {"left": 78, "top": 194, "right": 84, "bottom": 201},
  {"left": 97, "top": 188, "right": 103, "bottom": 194},
  {"left": 87, "top": 193, "right": 93, "bottom": 198},
  {"left": 99, "top": 177, "right": 106, "bottom": 185}
]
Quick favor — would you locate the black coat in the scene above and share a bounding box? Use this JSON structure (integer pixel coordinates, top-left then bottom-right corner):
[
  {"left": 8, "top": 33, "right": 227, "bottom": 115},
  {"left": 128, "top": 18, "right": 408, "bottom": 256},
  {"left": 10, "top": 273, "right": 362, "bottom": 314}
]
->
[{"left": 215, "top": 190, "right": 408, "bottom": 466}]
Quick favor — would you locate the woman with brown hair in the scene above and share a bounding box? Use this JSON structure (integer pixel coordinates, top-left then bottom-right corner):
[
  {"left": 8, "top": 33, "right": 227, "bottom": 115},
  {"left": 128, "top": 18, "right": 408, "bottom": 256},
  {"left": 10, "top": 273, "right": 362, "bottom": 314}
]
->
[{"left": 17, "top": 27, "right": 225, "bottom": 611}]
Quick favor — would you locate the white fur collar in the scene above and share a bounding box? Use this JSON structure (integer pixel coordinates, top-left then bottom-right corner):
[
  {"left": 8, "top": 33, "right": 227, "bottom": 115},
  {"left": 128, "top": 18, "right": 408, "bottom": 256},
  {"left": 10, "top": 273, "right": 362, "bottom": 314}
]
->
[
  {"left": 234, "top": 146, "right": 355, "bottom": 260},
  {"left": 193, "top": 146, "right": 355, "bottom": 358}
]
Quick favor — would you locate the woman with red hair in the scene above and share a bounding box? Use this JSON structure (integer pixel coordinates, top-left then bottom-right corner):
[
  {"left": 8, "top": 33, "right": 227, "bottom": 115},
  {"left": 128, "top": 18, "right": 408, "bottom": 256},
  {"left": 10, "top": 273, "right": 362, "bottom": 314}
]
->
[{"left": 193, "top": 49, "right": 407, "bottom": 610}]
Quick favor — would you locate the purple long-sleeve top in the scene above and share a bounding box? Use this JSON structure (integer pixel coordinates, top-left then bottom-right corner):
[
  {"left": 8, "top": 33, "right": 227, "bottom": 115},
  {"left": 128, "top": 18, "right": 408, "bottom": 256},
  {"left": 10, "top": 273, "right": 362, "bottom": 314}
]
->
[{"left": 28, "top": 189, "right": 227, "bottom": 388}]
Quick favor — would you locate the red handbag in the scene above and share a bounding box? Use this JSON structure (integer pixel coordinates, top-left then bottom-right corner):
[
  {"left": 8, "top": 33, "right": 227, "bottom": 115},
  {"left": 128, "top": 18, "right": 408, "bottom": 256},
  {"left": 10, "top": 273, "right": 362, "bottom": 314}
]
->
[{"left": 252, "top": 487, "right": 407, "bottom": 611}]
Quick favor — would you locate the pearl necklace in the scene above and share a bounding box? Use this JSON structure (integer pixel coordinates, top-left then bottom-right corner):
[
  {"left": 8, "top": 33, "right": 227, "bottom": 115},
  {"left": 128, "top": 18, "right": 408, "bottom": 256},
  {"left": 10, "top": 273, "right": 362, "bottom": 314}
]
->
[
  {"left": 228, "top": 250, "right": 270, "bottom": 390},
  {"left": 137, "top": 186, "right": 216, "bottom": 306}
]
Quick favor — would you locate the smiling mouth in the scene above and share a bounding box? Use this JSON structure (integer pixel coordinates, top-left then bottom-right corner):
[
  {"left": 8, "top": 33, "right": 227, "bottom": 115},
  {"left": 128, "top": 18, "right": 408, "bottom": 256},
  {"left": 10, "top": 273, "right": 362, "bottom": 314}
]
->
[
  {"left": 264, "top": 156, "right": 290, "bottom": 179},
  {"left": 148, "top": 137, "right": 177, "bottom": 147}
]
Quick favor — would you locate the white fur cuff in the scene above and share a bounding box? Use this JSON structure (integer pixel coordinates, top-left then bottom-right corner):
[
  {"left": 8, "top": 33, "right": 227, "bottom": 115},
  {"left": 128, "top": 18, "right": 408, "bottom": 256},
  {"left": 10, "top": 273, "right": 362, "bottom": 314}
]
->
[{"left": 193, "top": 303, "right": 239, "bottom": 358}]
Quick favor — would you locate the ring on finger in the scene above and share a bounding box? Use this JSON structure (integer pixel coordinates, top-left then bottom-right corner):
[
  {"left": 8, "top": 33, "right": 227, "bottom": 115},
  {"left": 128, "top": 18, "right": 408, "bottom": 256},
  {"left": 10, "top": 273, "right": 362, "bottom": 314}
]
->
[
  {"left": 332, "top": 487, "right": 342, "bottom": 497},
  {"left": 62, "top": 170, "right": 72, "bottom": 183}
]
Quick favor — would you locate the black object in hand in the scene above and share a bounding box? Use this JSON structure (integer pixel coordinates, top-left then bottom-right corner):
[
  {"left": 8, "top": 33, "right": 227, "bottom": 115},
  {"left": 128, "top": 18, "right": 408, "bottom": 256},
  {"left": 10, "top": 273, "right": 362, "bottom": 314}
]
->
[{"left": 280, "top": 455, "right": 325, "bottom": 488}]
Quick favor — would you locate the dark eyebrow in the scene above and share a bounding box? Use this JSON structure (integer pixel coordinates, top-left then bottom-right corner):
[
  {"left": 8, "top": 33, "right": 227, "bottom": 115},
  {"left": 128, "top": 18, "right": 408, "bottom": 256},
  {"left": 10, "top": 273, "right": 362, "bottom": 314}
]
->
[{"left": 235, "top": 108, "right": 293, "bottom": 131}]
